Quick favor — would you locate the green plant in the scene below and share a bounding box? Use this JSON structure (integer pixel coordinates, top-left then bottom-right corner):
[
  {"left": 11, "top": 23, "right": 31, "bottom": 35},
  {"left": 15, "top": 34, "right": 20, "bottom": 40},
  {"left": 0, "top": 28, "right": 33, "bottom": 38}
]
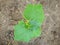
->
[{"left": 14, "top": 4, "right": 45, "bottom": 42}]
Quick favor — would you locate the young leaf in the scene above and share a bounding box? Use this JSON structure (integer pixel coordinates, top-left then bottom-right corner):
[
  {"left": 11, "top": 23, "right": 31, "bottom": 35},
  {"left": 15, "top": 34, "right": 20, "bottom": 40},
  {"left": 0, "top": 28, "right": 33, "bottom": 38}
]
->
[
  {"left": 23, "top": 4, "right": 45, "bottom": 25},
  {"left": 14, "top": 20, "right": 42, "bottom": 42}
]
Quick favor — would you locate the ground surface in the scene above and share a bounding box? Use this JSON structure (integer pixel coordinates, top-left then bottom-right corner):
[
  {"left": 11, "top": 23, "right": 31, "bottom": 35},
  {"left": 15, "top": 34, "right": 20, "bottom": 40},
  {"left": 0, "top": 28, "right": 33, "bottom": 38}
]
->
[{"left": 0, "top": 0, "right": 60, "bottom": 45}]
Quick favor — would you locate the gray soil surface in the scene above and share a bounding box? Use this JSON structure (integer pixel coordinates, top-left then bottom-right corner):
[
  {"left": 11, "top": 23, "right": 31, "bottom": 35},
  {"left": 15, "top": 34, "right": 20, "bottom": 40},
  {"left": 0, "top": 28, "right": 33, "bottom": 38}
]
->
[{"left": 0, "top": 0, "right": 60, "bottom": 45}]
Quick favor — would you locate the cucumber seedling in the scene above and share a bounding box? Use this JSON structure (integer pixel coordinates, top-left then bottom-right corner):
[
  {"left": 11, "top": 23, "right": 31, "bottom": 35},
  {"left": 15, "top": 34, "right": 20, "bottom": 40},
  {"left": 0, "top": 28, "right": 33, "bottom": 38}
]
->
[{"left": 14, "top": 4, "right": 45, "bottom": 42}]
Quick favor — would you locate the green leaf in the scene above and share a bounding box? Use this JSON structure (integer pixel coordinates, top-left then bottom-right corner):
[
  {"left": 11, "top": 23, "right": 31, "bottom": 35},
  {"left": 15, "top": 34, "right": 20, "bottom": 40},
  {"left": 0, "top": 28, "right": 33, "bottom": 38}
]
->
[
  {"left": 23, "top": 4, "right": 45, "bottom": 25},
  {"left": 14, "top": 20, "right": 42, "bottom": 42}
]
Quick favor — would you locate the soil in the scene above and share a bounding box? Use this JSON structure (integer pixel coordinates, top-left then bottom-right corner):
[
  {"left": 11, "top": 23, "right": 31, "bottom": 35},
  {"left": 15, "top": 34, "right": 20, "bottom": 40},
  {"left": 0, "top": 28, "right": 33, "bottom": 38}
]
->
[{"left": 0, "top": 0, "right": 60, "bottom": 45}]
